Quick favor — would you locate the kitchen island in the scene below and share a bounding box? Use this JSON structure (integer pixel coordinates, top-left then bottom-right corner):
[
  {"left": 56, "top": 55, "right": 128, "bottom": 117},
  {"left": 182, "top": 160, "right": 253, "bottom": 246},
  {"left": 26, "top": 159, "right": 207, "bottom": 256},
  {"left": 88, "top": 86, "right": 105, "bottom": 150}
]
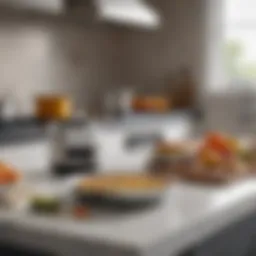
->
[
  {"left": 0, "top": 178, "right": 255, "bottom": 256},
  {"left": 0, "top": 113, "right": 255, "bottom": 256}
]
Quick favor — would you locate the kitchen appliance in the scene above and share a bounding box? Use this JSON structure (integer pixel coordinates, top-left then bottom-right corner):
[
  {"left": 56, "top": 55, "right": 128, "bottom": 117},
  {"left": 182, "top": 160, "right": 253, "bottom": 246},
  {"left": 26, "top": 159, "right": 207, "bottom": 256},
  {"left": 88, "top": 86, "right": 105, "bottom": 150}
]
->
[
  {"left": 48, "top": 120, "right": 97, "bottom": 177},
  {"left": 95, "top": 0, "right": 160, "bottom": 29},
  {"left": 0, "top": 0, "right": 161, "bottom": 29}
]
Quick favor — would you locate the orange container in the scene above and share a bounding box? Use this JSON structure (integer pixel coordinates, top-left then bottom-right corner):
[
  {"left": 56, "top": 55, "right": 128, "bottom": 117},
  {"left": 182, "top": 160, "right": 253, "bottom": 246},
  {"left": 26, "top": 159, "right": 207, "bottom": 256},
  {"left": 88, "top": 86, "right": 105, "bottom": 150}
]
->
[
  {"left": 36, "top": 96, "right": 72, "bottom": 120},
  {"left": 132, "top": 96, "right": 170, "bottom": 112}
]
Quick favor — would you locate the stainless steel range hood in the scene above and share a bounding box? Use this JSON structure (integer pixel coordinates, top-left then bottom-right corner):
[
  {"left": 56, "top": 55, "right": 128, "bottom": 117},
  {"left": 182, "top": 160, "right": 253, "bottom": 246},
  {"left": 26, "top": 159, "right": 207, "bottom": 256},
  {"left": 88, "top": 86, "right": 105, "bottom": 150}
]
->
[
  {"left": 95, "top": 0, "right": 161, "bottom": 29},
  {"left": 0, "top": 0, "right": 161, "bottom": 29}
]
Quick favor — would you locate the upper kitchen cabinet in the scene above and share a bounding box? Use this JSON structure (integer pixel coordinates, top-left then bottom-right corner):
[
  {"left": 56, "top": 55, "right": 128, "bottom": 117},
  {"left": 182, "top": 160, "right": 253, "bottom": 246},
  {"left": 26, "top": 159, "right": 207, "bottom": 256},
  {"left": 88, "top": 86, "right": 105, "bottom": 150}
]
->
[{"left": 0, "top": 0, "right": 162, "bottom": 29}]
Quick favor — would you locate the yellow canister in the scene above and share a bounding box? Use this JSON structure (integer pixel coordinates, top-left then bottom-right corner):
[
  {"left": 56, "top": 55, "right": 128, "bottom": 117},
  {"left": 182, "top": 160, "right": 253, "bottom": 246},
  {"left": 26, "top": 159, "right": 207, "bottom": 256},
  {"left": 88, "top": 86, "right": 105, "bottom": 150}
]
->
[{"left": 36, "top": 95, "right": 72, "bottom": 121}]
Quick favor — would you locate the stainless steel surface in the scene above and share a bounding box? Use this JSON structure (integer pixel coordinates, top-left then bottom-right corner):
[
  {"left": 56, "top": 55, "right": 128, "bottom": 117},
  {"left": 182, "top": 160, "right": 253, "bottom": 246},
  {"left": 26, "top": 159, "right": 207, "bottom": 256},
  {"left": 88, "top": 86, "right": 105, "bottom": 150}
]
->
[{"left": 95, "top": 0, "right": 161, "bottom": 28}]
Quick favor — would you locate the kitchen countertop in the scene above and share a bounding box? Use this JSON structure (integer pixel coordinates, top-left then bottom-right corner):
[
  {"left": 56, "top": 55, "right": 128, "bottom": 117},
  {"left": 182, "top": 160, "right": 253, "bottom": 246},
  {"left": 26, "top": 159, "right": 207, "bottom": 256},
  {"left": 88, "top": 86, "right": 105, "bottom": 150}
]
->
[
  {"left": 0, "top": 117, "right": 87, "bottom": 145},
  {"left": 0, "top": 109, "right": 214, "bottom": 256},
  {"left": 101, "top": 109, "right": 195, "bottom": 128},
  {"left": 0, "top": 178, "right": 255, "bottom": 256},
  {"left": 0, "top": 110, "right": 194, "bottom": 146}
]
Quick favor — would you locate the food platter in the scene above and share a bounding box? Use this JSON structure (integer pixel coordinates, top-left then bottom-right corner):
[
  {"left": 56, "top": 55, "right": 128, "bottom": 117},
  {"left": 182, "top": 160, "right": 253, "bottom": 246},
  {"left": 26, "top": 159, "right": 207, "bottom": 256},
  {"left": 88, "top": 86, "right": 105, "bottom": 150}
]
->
[
  {"left": 149, "top": 133, "right": 254, "bottom": 184},
  {"left": 181, "top": 168, "right": 247, "bottom": 185},
  {"left": 75, "top": 174, "right": 170, "bottom": 209}
]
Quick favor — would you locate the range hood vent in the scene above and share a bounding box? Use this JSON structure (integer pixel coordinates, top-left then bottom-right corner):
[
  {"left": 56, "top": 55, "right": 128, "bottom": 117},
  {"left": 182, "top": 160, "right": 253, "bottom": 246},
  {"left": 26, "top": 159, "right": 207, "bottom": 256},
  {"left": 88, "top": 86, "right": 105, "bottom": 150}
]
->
[
  {"left": 95, "top": 0, "right": 161, "bottom": 29},
  {"left": 0, "top": 0, "right": 161, "bottom": 29}
]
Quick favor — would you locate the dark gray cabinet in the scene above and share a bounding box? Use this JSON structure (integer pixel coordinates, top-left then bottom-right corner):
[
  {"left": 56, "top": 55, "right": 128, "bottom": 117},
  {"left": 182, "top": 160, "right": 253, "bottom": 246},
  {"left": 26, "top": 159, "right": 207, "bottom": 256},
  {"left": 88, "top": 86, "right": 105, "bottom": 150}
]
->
[{"left": 181, "top": 212, "right": 256, "bottom": 256}]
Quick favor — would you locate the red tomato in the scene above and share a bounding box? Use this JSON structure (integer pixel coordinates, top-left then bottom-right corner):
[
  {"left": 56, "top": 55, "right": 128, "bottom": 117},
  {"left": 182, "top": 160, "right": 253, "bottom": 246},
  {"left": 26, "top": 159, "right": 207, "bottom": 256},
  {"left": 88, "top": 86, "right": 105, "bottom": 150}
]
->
[
  {"left": 205, "top": 133, "right": 231, "bottom": 156},
  {"left": 73, "top": 206, "right": 90, "bottom": 219}
]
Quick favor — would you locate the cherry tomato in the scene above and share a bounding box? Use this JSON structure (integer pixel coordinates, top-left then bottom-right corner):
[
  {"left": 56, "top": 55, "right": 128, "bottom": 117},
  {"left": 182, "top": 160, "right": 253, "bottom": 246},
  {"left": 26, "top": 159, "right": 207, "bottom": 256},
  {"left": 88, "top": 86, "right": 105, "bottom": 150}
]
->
[
  {"left": 73, "top": 206, "right": 90, "bottom": 219},
  {"left": 205, "top": 133, "right": 231, "bottom": 156}
]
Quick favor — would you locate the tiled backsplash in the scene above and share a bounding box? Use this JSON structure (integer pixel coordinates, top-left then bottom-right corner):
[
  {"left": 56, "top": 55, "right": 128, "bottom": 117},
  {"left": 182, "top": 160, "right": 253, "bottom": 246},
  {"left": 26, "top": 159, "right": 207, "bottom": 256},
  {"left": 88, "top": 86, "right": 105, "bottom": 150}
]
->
[
  {"left": 116, "top": 0, "right": 205, "bottom": 95},
  {"left": 0, "top": 15, "right": 120, "bottom": 116},
  {"left": 0, "top": 0, "right": 206, "bottom": 116}
]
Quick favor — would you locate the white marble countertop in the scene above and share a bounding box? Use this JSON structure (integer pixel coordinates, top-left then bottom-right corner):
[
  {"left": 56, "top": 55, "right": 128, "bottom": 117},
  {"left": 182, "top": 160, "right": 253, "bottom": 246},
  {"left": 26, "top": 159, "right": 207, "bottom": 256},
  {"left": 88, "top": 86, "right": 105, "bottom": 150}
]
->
[
  {"left": 0, "top": 178, "right": 256, "bottom": 256},
  {"left": 0, "top": 115, "right": 254, "bottom": 256}
]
